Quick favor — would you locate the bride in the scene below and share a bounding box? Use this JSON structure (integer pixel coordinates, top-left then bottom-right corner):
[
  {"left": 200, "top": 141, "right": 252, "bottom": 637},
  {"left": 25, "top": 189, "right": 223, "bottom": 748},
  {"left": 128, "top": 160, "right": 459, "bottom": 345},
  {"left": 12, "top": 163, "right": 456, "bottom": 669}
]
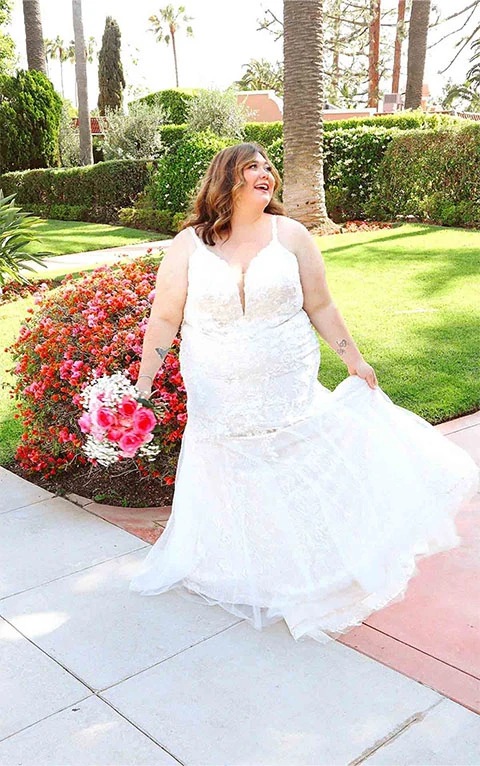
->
[{"left": 129, "top": 142, "right": 479, "bottom": 644}]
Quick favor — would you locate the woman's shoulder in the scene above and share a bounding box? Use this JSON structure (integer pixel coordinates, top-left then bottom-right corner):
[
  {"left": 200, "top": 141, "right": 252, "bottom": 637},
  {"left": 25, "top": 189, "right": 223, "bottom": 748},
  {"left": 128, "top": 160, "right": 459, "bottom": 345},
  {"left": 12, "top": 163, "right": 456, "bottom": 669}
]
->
[{"left": 276, "top": 214, "right": 305, "bottom": 253}]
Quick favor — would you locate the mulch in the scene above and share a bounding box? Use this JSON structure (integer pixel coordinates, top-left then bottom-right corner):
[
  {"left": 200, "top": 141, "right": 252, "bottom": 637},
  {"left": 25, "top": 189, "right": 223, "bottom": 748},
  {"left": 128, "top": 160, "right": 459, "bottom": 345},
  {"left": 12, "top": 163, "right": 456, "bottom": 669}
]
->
[{"left": 6, "top": 456, "right": 176, "bottom": 508}]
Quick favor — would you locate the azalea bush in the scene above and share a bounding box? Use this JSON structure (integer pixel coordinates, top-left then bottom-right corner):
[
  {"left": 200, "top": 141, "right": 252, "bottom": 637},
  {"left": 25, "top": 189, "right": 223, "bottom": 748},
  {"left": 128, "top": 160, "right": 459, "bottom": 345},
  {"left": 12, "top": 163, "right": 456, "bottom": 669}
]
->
[{"left": 5, "top": 257, "right": 187, "bottom": 485}]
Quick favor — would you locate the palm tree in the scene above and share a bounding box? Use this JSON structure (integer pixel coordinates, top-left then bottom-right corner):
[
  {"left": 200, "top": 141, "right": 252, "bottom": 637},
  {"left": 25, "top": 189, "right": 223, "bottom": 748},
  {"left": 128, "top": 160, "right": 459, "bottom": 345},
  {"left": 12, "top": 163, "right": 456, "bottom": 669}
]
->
[
  {"left": 44, "top": 36, "right": 68, "bottom": 96},
  {"left": 72, "top": 0, "right": 93, "bottom": 165},
  {"left": 405, "top": 0, "right": 431, "bottom": 109},
  {"left": 148, "top": 4, "right": 194, "bottom": 88},
  {"left": 234, "top": 58, "right": 284, "bottom": 97},
  {"left": 283, "top": 0, "right": 337, "bottom": 233},
  {"left": 22, "top": 0, "right": 46, "bottom": 74}
]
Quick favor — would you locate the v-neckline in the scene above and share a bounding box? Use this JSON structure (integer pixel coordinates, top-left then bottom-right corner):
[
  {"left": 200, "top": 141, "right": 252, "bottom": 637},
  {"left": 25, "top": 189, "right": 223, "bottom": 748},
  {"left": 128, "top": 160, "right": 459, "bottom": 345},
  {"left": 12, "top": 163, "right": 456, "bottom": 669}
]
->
[{"left": 192, "top": 215, "right": 277, "bottom": 318}]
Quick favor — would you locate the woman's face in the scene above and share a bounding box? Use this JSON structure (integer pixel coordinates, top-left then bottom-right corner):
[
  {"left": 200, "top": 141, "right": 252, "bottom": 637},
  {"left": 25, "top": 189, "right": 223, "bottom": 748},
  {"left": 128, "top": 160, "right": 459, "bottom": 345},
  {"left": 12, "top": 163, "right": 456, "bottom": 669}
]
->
[{"left": 240, "top": 152, "right": 275, "bottom": 205}]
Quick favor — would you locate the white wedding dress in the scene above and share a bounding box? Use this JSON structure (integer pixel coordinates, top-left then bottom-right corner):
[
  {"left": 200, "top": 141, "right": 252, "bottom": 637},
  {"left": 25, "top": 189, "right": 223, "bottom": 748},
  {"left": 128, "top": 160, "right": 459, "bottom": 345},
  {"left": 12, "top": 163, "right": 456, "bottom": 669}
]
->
[{"left": 130, "top": 214, "right": 479, "bottom": 644}]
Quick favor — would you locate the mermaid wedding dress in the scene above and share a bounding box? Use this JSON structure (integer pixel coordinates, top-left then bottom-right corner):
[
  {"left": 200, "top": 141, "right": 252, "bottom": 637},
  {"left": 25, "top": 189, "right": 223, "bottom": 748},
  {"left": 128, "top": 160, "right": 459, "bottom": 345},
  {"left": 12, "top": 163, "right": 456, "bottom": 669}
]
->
[{"left": 129, "top": 214, "right": 479, "bottom": 644}]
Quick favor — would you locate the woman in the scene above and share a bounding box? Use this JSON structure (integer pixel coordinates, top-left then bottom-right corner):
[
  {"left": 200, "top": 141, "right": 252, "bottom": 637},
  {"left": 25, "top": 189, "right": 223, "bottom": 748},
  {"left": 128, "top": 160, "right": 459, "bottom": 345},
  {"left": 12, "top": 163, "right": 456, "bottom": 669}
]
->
[{"left": 129, "top": 142, "right": 479, "bottom": 644}]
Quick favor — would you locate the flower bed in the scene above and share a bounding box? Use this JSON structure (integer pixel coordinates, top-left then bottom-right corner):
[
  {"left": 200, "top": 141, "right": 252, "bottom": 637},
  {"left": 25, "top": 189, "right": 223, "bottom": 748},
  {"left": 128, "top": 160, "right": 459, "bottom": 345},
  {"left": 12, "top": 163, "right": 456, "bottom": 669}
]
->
[{"left": 5, "top": 257, "right": 187, "bottom": 505}]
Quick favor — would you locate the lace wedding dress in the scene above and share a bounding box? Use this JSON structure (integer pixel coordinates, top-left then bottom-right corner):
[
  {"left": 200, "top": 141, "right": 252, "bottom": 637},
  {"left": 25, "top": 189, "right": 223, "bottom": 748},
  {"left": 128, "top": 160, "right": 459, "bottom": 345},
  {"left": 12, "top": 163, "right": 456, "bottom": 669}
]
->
[{"left": 130, "top": 214, "right": 479, "bottom": 644}]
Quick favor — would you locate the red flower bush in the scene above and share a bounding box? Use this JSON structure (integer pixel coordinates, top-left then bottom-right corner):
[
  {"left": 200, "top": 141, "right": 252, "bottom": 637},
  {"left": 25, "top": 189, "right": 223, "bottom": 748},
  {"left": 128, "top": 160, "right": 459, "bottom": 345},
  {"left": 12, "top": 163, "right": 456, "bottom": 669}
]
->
[{"left": 5, "top": 257, "right": 187, "bottom": 485}]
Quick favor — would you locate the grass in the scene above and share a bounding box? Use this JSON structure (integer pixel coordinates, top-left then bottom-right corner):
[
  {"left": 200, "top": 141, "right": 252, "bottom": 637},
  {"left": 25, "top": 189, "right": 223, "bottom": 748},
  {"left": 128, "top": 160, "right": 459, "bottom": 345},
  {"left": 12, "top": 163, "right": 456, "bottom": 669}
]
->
[
  {"left": 317, "top": 223, "right": 480, "bottom": 422},
  {"left": 25, "top": 219, "right": 167, "bottom": 257},
  {"left": 1, "top": 222, "right": 479, "bottom": 466}
]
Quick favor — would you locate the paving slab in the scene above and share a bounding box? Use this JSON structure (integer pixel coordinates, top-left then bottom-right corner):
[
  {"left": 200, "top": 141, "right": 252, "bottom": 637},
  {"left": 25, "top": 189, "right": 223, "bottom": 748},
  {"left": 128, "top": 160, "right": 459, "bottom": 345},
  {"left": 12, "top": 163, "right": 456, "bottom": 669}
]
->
[
  {"left": 0, "top": 548, "right": 239, "bottom": 691},
  {"left": 0, "top": 495, "right": 146, "bottom": 599},
  {"left": 0, "top": 466, "right": 53, "bottom": 514},
  {"left": 347, "top": 492, "right": 480, "bottom": 698},
  {"left": 0, "top": 695, "right": 178, "bottom": 765},
  {"left": 102, "top": 619, "right": 442, "bottom": 766},
  {"left": 446, "top": 424, "right": 480, "bottom": 466},
  {"left": 82, "top": 500, "right": 171, "bottom": 544},
  {"left": 363, "top": 697, "right": 480, "bottom": 765},
  {"left": 436, "top": 411, "right": 480, "bottom": 435},
  {"left": 0, "top": 617, "right": 90, "bottom": 741}
]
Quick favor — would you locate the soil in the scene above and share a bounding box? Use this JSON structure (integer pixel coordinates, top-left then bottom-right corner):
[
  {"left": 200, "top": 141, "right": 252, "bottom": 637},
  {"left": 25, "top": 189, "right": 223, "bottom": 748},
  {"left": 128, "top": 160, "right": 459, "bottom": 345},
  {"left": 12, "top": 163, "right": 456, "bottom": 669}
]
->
[{"left": 6, "top": 456, "right": 176, "bottom": 508}]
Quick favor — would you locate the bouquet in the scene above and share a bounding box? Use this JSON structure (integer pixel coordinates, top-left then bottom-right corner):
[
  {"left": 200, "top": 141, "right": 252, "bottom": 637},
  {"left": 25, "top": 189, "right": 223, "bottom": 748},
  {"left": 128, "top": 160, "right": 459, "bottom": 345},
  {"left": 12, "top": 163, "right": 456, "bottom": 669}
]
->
[{"left": 77, "top": 370, "right": 166, "bottom": 467}]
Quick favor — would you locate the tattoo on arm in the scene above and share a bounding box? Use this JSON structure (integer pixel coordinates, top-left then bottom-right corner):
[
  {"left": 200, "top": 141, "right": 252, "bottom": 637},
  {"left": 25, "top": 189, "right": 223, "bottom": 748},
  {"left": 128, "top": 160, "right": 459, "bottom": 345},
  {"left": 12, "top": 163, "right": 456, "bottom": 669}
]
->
[
  {"left": 155, "top": 346, "right": 169, "bottom": 361},
  {"left": 335, "top": 339, "right": 348, "bottom": 356}
]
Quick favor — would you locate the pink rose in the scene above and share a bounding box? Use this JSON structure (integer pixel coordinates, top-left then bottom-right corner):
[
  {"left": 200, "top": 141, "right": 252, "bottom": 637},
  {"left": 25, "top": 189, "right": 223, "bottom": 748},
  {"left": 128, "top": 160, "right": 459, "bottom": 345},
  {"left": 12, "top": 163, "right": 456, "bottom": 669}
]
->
[
  {"left": 118, "top": 396, "right": 138, "bottom": 417},
  {"left": 106, "top": 425, "right": 124, "bottom": 441},
  {"left": 148, "top": 288, "right": 156, "bottom": 302},
  {"left": 78, "top": 412, "right": 92, "bottom": 433},
  {"left": 94, "top": 406, "right": 115, "bottom": 428},
  {"left": 118, "top": 431, "right": 145, "bottom": 457},
  {"left": 133, "top": 407, "right": 157, "bottom": 435}
]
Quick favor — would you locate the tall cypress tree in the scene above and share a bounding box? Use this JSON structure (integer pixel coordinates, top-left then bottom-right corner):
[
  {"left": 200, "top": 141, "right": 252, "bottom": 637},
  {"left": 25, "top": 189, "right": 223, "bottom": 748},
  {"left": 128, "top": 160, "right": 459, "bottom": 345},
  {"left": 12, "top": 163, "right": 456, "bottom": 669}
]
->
[{"left": 97, "top": 16, "right": 125, "bottom": 115}]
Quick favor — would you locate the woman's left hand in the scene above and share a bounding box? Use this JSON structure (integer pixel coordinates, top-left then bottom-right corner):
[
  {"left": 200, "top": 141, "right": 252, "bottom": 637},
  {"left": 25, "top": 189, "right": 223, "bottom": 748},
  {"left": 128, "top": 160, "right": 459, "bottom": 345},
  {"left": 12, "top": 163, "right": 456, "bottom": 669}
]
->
[{"left": 347, "top": 358, "right": 378, "bottom": 389}]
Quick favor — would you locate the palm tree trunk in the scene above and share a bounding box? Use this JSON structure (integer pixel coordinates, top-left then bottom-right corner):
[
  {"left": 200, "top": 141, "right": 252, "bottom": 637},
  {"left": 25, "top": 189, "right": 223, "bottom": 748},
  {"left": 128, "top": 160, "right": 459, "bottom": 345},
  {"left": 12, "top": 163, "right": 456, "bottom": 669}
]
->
[
  {"left": 171, "top": 30, "right": 179, "bottom": 87},
  {"left": 22, "top": 0, "right": 47, "bottom": 74},
  {"left": 368, "top": 0, "right": 381, "bottom": 108},
  {"left": 404, "top": 0, "right": 431, "bottom": 109},
  {"left": 59, "top": 58, "right": 65, "bottom": 97},
  {"left": 283, "top": 0, "right": 338, "bottom": 233},
  {"left": 392, "top": 0, "right": 406, "bottom": 94},
  {"left": 72, "top": 0, "right": 93, "bottom": 165}
]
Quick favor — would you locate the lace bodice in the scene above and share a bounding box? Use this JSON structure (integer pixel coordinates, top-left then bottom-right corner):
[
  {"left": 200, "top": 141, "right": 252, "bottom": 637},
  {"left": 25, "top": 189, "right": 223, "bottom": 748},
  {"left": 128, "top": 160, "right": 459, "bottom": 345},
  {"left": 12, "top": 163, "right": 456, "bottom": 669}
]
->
[
  {"left": 178, "top": 215, "right": 321, "bottom": 439},
  {"left": 182, "top": 215, "right": 306, "bottom": 332}
]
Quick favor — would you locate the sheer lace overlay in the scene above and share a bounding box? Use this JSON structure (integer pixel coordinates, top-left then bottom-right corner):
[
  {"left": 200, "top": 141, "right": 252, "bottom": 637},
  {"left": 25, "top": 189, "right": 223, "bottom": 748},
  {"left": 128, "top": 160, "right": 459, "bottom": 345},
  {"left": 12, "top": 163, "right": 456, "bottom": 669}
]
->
[{"left": 130, "top": 214, "right": 479, "bottom": 644}]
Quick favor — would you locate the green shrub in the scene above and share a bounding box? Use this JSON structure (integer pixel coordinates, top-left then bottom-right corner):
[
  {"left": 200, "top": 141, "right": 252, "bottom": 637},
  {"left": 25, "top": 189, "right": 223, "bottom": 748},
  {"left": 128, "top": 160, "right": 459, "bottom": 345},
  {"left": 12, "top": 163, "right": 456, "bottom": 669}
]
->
[
  {"left": 323, "top": 126, "right": 398, "bottom": 220},
  {"left": 0, "top": 159, "right": 157, "bottom": 224},
  {"left": 134, "top": 88, "right": 197, "bottom": 124},
  {"left": 243, "top": 121, "right": 283, "bottom": 147},
  {"left": 0, "top": 69, "right": 62, "bottom": 173},
  {"left": 99, "top": 101, "right": 168, "bottom": 160},
  {"left": 118, "top": 206, "right": 173, "bottom": 232},
  {"left": 49, "top": 204, "right": 90, "bottom": 221},
  {"left": 146, "top": 129, "right": 231, "bottom": 213},
  {"left": 322, "top": 110, "right": 466, "bottom": 132},
  {"left": 373, "top": 123, "right": 480, "bottom": 226},
  {"left": 183, "top": 86, "right": 253, "bottom": 140},
  {"left": 158, "top": 124, "right": 189, "bottom": 153},
  {"left": 58, "top": 99, "right": 80, "bottom": 168}
]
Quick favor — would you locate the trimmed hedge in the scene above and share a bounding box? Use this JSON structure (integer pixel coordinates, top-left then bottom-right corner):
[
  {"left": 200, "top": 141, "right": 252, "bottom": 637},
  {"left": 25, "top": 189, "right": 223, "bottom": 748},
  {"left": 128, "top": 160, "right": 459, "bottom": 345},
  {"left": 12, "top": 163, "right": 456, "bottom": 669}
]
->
[
  {"left": 134, "top": 88, "right": 198, "bottom": 124},
  {"left": 322, "top": 111, "right": 465, "bottom": 132},
  {"left": 373, "top": 123, "right": 480, "bottom": 226},
  {"left": 323, "top": 126, "right": 398, "bottom": 221},
  {"left": 0, "top": 159, "right": 157, "bottom": 224}
]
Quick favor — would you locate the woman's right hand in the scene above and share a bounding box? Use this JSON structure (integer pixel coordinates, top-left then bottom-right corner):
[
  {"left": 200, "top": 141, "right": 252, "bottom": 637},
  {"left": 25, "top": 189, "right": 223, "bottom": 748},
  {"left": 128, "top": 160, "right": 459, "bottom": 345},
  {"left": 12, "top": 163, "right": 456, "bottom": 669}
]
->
[{"left": 135, "top": 384, "right": 152, "bottom": 400}]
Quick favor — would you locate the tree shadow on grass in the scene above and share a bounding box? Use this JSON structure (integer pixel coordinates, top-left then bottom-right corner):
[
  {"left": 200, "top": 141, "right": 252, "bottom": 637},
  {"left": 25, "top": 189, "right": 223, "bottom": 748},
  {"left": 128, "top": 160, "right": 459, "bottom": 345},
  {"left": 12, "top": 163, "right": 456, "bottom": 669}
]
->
[{"left": 324, "top": 229, "right": 480, "bottom": 298}]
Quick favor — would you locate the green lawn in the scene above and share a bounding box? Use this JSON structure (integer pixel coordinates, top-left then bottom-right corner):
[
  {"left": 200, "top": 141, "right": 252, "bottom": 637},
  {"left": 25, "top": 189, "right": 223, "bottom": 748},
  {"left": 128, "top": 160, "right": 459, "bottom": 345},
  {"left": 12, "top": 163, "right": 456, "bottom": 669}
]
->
[
  {"left": 317, "top": 223, "right": 480, "bottom": 422},
  {"left": 1, "top": 223, "right": 479, "bottom": 465},
  {"left": 26, "top": 219, "right": 167, "bottom": 257}
]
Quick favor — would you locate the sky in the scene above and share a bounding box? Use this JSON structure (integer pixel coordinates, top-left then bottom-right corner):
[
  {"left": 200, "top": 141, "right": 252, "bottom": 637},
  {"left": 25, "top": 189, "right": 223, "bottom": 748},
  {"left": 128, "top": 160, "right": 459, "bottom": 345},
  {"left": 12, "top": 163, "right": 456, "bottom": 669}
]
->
[{"left": 7, "top": 0, "right": 476, "bottom": 110}]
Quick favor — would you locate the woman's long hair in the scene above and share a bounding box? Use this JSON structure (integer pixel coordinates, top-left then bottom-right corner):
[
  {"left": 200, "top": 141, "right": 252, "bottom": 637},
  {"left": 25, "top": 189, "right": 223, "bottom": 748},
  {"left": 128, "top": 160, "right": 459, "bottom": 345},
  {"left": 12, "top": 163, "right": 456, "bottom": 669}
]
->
[{"left": 179, "top": 142, "right": 286, "bottom": 246}]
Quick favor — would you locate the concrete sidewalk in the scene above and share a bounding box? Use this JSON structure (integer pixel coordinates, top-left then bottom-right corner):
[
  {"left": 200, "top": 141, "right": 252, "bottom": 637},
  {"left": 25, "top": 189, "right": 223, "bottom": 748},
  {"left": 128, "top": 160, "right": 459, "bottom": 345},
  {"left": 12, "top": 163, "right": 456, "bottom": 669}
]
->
[
  {"left": 1, "top": 416, "right": 479, "bottom": 764},
  {"left": 22, "top": 238, "right": 172, "bottom": 277}
]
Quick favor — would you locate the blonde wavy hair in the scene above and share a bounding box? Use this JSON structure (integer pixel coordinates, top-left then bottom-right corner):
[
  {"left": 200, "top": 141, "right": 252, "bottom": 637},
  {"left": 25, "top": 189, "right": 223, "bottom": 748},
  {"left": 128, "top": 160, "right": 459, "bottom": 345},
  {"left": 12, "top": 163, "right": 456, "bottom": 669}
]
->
[{"left": 179, "top": 142, "right": 286, "bottom": 246}]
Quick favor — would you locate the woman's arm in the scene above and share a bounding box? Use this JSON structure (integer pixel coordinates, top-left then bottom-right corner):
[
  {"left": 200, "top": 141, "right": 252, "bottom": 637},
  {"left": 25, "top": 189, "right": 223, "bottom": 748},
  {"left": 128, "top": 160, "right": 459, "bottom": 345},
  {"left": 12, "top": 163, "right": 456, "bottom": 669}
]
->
[
  {"left": 291, "top": 220, "right": 378, "bottom": 389},
  {"left": 135, "top": 230, "right": 191, "bottom": 397}
]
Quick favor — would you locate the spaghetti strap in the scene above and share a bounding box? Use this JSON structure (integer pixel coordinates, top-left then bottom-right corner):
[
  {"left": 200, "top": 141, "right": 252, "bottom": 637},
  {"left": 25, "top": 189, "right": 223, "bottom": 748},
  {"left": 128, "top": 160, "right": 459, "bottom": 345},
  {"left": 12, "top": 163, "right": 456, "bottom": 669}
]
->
[
  {"left": 271, "top": 214, "right": 278, "bottom": 242},
  {"left": 187, "top": 226, "right": 200, "bottom": 246}
]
